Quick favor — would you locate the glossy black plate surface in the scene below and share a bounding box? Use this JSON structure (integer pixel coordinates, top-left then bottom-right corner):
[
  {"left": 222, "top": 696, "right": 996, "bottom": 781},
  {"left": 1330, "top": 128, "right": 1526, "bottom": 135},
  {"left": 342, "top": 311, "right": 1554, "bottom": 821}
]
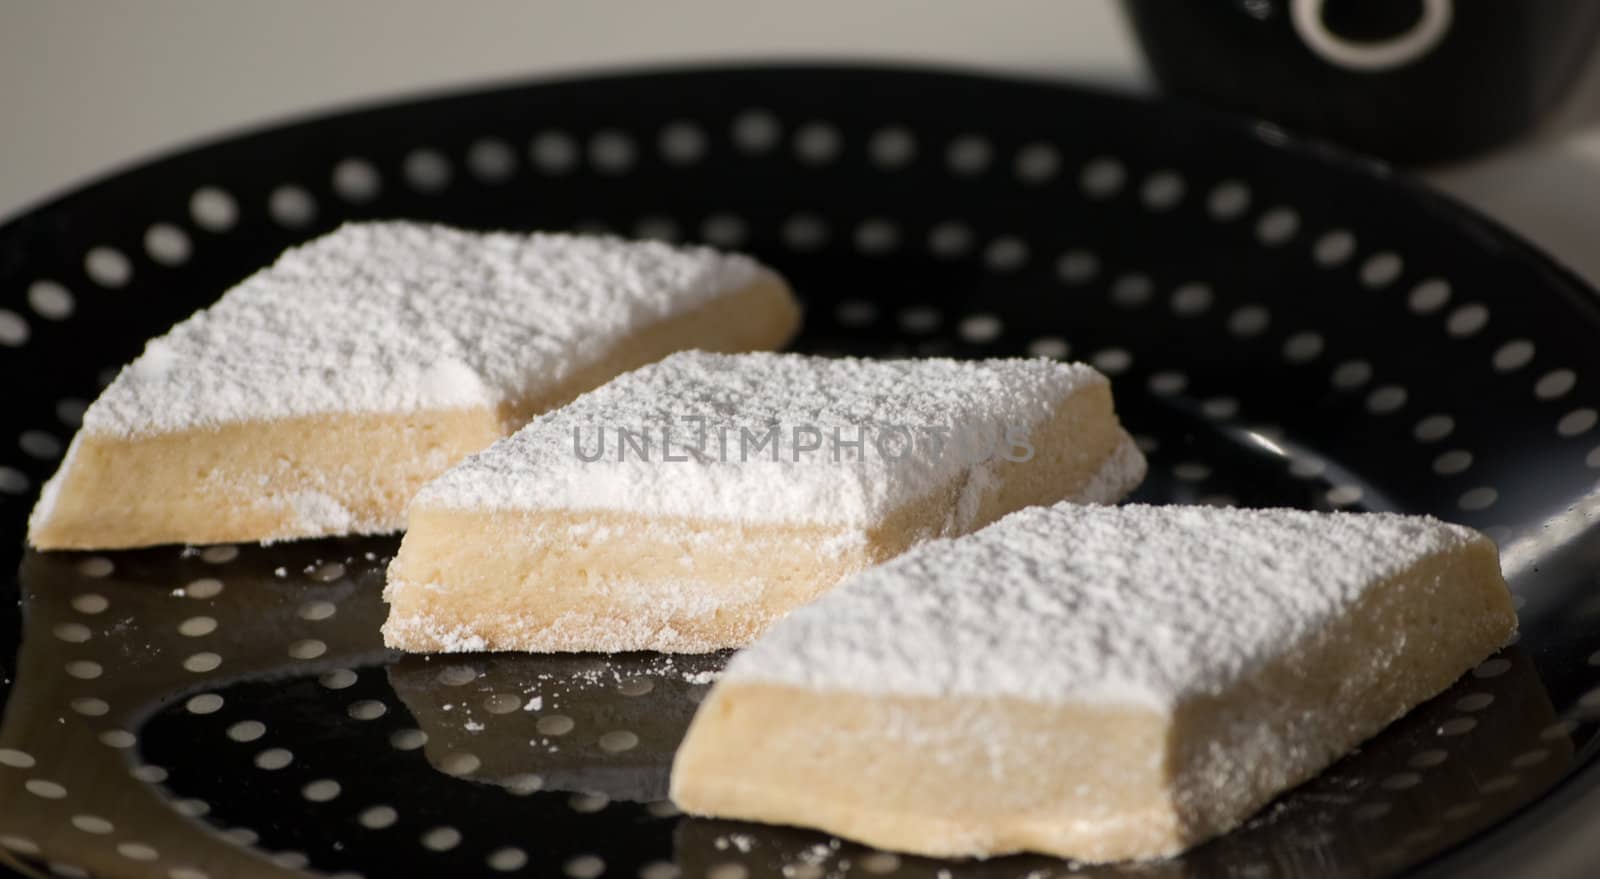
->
[{"left": 1, "top": 65, "right": 1599, "bottom": 879}]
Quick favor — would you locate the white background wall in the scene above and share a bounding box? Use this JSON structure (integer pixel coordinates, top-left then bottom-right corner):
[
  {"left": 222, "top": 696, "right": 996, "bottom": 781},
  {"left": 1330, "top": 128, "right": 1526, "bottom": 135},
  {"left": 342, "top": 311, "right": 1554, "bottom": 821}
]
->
[{"left": 5, "top": 0, "right": 1600, "bottom": 283}]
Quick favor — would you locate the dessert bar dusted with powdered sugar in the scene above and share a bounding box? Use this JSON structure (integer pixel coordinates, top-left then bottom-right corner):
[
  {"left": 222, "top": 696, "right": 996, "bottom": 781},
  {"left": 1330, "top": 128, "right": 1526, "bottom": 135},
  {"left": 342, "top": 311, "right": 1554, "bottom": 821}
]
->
[
  {"left": 383, "top": 351, "right": 1145, "bottom": 653},
  {"left": 672, "top": 502, "right": 1516, "bottom": 861},
  {"left": 30, "top": 221, "right": 799, "bottom": 549}
]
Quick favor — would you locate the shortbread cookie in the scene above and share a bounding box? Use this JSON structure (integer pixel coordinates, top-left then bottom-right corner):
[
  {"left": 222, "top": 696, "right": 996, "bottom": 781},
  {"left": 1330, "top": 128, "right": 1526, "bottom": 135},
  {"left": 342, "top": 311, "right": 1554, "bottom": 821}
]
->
[
  {"left": 382, "top": 351, "right": 1145, "bottom": 653},
  {"left": 671, "top": 503, "right": 1516, "bottom": 862},
  {"left": 29, "top": 222, "right": 798, "bottom": 549}
]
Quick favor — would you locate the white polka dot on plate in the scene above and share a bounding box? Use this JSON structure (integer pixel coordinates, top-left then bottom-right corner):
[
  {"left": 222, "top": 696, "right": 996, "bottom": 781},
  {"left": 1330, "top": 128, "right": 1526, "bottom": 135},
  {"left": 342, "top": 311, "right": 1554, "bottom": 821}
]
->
[
  {"left": 0, "top": 748, "right": 35, "bottom": 769},
  {"left": 1056, "top": 249, "right": 1099, "bottom": 284},
  {"left": 1474, "top": 657, "right": 1511, "bottom": 678},
  {"left": 332, "top": 157, "right": 382, "bottom": 202},
  {"left": 1147, "top": 370, "right": 1188, "bottom": 396},
  {"left": 1366, "top": 385, "right": 1407, "bottom": 414},
  {"left": 1493, "top": 339, "right": 1535, "bottom": 372},
  {"left": 896, "top": 306, "right": 941, "bottom": 334},
  {"left": 348, "top": 699, "right": 388, "bottom": 721},
  {"left": 589, "top": 131, "right": 637, "bottom": 174},
  {"left": 700, "top": 214, "right": 747, "bottom": 247},
  {"left": 183, "top": 652, "right": 222, "bottom": 673},
  {"left": 1, "top": 307, "right": 34, "bottom": 344},
  {"left": 854, "top": 219, "right": 899, "bottom": 254},
  {"left": 1413, "top": 414, "right": 1454, "bottom": 442},
  {"left": 85, "top": 246, "right": 132, "bottom": 288},
  {"left": 25, "top": 779, "right": 67, "bottom": 799},
  {"left": 945, "top": 135, "right": 992, "bottom": 175},
  {"left": 227, "top": 720, "right": 266, "bottom": 743},
  {"left": 1331, "top": 360, "right": 1373, "bottom": 390},
  {"left": 302, "top": 779, "right": 341, "bottom": 802},
  {"left": 468, "top": 138, "right": 518, "bottom": 182},
  {"left": 268, "top": 185, "right": 317, "bottom": 226},
  {"left": 178, "top": 615, "right": 217, "bottom": 637},
  {"left": 71, "top": 814, "right": 114, "bottom": 834},
  {"left": 1313, "top": 230, "right": 1356, "bottom": 267},
  {"left": 488, "top": 848, "right": 528, "bottom": 871},
  {"left": 1359, "top": 252, "right": 1403, "bottom": 288},
  {"left": 29, "top": 280, "right": 74, "bottom": 321},
  {"left": 1140, "top": 170, "right": 1185, "bottom": 211},
  {"left": 867, "top": 126, "right": 916, "bottom": 168},
  {"left": 640, "top": 861, "right": 680, "bottom": 879},
  {"left": 1327, "top": 484, "right": 1364, "bottom": 506},
  {"left": 731, "top": 110, "right": 780, "bottom": 153},
  {"left": 1027, "top": 337, "right": 1070, "bottom": 359},
  {"left": 390, "top": 729, "right": 428, "bottom": 751},
  {"left": 255, "top": 748, "right": 293, "bottom": 770},
  {"left": 360, "top": 805, "right": 400, "bottom": 829},
  {"left": 1433, "top": 449, "right": 1473, "bottom": 475},
  {"left": 1014, "top": 142, "right": 1060, "bottom": 183},
  {"left": 792, "top": 123, "right": 841, "bottom": 165},
  {"left": 1079, "top": 157, "right": 1126, "bottom": 198},
  {"left": 144, "top": 223, "right": 192, "bottom": 266},
  {"left": 1091, "top": 348, "right": 1132, "bottom": 375},
  {"left": 1227, "top": 305, "right": 1270, "bottom": 337},
  {"left": 658, "top": 122, "right": 708, "bottom": 165},
  {"left": 71, "top": 591, "right": 108, "bottom": 612},
  {"left": 1446, "top": 304, "right": 1489, "bottom": 337},
  {"left": 1282, "top": 332, "right": 1324, "bottom": 363},
  {"left": 1207, "top": 180, "right": 1251, "bottom": 220},
  {"left": 537, "top": 714, "right": 576, "bottom": 736},
  {"left": 422, "top": 826, "right": 463, "bottom": 851},
  {"left": 190, "top": 186, "right": 238, "bottom": 231},
  {"left": 781, "top": 214, "right": 828, "bottom": 251},
  {"left": 1459, "top": 487, "right": 1498, "bottom": 511},
  {"left": 566, "top": 854, "right": 607, "bottom": 879},
  {"left": 1255, "top": 207, "right": 1299, "bottom": 245},
  {"left": 1535, "top": 369, "right": 1576, "bottom": 400},
  {"left": 926, "top": 221, "right": 973, "bottom": 258},
  {"left": 200, "top": 545, "right": 238, "bottom": 564},
  {"left": 117, "top": 842, "right": 159, "bottom": 861},
  {"left": 288, "top": 639, "right": 327, "bottom": 660},
  {"left": 186, "top": 693, "right": 224, "bottom": 715},
  {"left": 1170, "top": 282, "right": 1213, "bottom": 316},
  {"left": 1202, "top": 396, "right": 1239, "bottom": 419},
  {"left": 1455, "top": 692, "right": 1495, "bottom": 712},
  {"left": 530, "top": 131, "right": 579, "bottom": 173},
  {"left": 1560, "top": 408, "right": 1598, "bottom": 436},
  {"left": 1111, "top": 274, "right": 1154, "bottom": 308},
  {"left": 436, "top": 665, "right": 477, "bottom": 686},
  {"left": 957, "top": 314, "right": 1003, "bottom": 344},
  {"left": 984, "top": 237, "right": 1028, "bottom": 271},
  {"left": 1408, "top": 279, "right": 1451, "bottom": 314}
]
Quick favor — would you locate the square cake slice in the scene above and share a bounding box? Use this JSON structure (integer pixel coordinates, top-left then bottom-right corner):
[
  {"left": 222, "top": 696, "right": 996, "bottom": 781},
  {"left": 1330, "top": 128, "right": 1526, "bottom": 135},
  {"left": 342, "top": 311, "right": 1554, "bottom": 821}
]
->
[
  {"left": 28, "top": 221, "right": 798, "bottom": 549},
  {"left": 382, "top": 351, "right": 1145, "bottom": 653},
  {"left": 670, "top": 503, "right": 1517, "bottom": 861}
]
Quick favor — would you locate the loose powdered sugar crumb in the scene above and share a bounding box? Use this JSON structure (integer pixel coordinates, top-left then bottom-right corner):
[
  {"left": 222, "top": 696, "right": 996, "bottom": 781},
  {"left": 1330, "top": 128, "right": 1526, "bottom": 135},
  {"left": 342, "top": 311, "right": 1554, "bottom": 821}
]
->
[
  {"left": 417, "top": 351, "right": 1128, "bottom": 528},
  {"left": 723, "top": 503, "right": 1496, "bottom": 708},
  {"left": 78, "top": 221, "right": 769, "bottom": 438}
]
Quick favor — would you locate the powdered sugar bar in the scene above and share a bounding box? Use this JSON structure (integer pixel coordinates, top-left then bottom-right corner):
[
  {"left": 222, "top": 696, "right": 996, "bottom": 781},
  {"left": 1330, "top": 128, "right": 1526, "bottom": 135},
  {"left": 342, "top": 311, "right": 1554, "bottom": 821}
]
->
[
  {"left": 381, "top": 351, "right": 1145, "bottom": 653},
  {"left": 671, "top": 503, "right": 1516, "bottom": 862},
  {"left": 29, "top": 222, "right": 799, "bottom": 549}
]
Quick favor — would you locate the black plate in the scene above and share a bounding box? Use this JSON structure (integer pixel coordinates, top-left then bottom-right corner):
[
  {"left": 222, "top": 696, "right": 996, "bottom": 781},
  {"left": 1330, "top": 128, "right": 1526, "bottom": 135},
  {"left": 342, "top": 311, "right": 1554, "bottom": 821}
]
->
[{"left": 1, "top": 65, "right": 1599, "bottom": 879}]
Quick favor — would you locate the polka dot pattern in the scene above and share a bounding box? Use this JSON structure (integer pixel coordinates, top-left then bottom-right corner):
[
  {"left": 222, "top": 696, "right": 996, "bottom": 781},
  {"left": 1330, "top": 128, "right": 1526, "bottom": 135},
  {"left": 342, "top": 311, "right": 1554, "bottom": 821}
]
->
[{"left": 1, "top": 81, "right": 1597, "bottom": 879}]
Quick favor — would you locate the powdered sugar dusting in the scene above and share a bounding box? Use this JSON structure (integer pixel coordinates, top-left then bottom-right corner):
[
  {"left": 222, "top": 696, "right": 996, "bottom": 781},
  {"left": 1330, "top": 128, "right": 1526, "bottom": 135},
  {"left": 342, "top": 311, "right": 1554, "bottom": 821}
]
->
[
  {"left": 724, "top": 503, "right": 1498, "bottom": 707},
  {"left": 80, "top": 222, "right": 769, "bottom": 437},
  {"left": 417, "top": 351, "right": 1133, "bottom": 528}
]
